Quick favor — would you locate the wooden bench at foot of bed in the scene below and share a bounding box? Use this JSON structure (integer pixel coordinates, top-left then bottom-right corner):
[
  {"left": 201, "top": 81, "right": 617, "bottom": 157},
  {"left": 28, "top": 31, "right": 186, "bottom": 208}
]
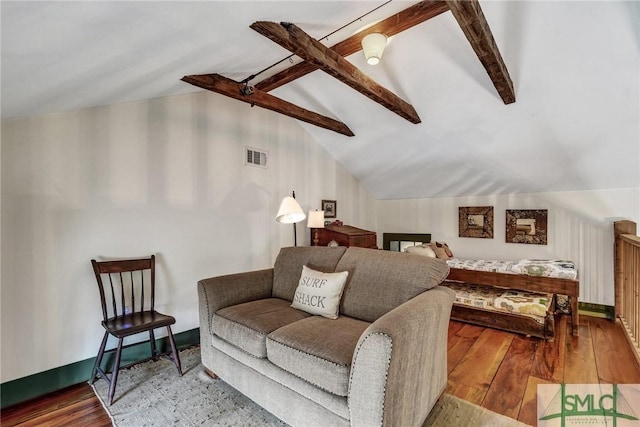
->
[{"left": 447, "top": 267, "right": 579, "bottom": 337}]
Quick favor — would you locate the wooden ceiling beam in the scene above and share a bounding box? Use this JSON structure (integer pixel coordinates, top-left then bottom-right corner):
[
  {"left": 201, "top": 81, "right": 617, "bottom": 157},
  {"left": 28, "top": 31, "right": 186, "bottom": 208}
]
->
[
  {"left": 181, "top": 74, "right": 354, "bottom": 136},
  {"left": 445, "top": 0, "right": 515, "bottom": 104},
  {"left": 251, "top": 21, "right": 421, "bottom": 124},
  {"left": 255, "top": 1, "right": 449, "bottom": 93}
]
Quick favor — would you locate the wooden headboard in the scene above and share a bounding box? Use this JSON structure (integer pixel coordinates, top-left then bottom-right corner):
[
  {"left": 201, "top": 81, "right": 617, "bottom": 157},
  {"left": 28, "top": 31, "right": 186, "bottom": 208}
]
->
[{"left": 382, "top": 233, "right": 431, "bottom": 251}]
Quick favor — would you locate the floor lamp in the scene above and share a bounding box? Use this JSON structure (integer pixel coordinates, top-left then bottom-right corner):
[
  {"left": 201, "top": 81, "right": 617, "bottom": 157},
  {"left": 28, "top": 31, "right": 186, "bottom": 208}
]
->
[{"left": 276, "top": 191, "right": 306, "bottom": 246}]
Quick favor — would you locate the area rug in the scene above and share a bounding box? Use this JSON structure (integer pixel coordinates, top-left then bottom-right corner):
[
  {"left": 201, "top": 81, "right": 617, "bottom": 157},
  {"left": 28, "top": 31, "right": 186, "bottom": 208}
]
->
[
  {"left": 92, "top": 346, "right": 530, "bottom": 427},
  {"left": 423, "top": 394, "right": 530, "bottom": 427}
]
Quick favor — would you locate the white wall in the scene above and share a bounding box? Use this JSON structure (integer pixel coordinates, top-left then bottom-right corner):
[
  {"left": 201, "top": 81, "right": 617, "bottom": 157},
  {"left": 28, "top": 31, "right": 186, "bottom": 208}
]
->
[
  {"left": 0, "top": 92, "right": 376, "bottom": 383},
  {"left": 377, "top": 189, "right": 639, "bottom": 306},
  {"left": 2, "top": 89, "right": 638, "bottom": 385}
]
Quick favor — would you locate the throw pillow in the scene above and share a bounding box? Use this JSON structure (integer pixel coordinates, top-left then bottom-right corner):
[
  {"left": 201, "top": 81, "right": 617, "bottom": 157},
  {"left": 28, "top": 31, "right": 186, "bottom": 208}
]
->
[
  {"left": 291, "top": 265, "right": 349, "bottom": 319},
  {"left": 405, "top": 244, "right": 437, "bottom": 258},
  {"left": 431, "top": 241, "right": 454, "bottom": 259}
]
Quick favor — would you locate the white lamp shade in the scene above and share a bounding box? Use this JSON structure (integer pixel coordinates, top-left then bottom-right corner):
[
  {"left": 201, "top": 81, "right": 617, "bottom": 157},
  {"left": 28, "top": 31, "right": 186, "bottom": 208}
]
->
[
  {"left": 361, "top": 33, "right": 387, "bottom": 65},
  {"left": 276, "top": 196, "right": 306, "bottom": 224},
  {"left": 307, "top": 210, "right": 325, "bottom": 228}
]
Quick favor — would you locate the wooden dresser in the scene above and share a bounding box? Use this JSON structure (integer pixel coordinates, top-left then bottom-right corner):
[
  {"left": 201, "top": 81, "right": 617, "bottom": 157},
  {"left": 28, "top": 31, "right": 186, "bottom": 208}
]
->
[{"left": 313, "top": 225, "right": 377, "bottom": 249}]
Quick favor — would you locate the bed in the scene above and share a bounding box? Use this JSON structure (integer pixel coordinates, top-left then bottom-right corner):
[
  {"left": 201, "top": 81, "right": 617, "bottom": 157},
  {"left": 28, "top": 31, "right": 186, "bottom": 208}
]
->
[{"left": 383, "top": 233, "right": 580, "bottom": 339}]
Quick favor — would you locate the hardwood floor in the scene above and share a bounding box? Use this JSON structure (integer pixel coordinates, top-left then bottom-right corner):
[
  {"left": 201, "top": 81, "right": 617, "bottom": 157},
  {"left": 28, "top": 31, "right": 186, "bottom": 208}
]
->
[
  {"left": 1, "top": 383, "right": 111, "bottom": 427},
  {"left": 3, "top": 315, "right": 639, "bottom": 426},
  {"left": 447, "top": 315, "right": 640, "bottom": 425}
]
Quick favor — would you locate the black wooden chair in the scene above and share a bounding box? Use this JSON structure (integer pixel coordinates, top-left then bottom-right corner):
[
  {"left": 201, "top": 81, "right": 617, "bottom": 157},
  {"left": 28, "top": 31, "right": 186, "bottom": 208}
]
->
[{"left": 89, "top": 255, "right": 182, "bottom": 405}]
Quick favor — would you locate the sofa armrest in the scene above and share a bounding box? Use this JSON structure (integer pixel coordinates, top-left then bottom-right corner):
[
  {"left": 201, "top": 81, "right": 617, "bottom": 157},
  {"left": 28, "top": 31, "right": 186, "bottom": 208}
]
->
[
  {"left": 348, "top": 285, "right": 455, "bottom": 427},
  {"left": 197, "top": 269, "right": 274, "bottom": 334}
]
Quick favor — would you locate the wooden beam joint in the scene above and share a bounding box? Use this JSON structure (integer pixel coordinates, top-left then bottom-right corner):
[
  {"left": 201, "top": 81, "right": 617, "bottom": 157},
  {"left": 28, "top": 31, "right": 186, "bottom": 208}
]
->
[
  {"left": 255, "top": 1, "right": 450, "bottom": 92},
  {"left": 251, "top": 21, "right": 421, "bottom": 124}
]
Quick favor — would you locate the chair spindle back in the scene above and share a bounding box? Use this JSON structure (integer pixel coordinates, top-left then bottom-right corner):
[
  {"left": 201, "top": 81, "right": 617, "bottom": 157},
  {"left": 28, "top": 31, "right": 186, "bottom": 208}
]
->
[{"left": 91, "top": 255, "right": 156, "bottom": 321}]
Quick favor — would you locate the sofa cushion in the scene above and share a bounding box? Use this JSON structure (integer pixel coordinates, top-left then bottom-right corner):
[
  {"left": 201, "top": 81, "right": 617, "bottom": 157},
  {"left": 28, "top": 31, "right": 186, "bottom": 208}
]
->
[
  {"left": 291, "top": 265, "right": 349, "bottom": 319},
  {"left": 336, "top": 247, "right": 450, "bottom": 322},
  {"left": 266, "top": 316, "right": 370, "bottom": 397},
  {"left": 213, "top": 298, "right": 310, "bottom": 358},
  {"left": 272, "top": 246, "right": 348, "bottom": 302}
]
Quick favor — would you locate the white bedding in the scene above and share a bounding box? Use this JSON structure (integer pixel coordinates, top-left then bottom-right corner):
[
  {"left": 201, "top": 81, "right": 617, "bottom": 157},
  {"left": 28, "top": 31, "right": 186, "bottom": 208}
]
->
[{"left": 445, "top": 258, "right": 578, "bottom": 280}]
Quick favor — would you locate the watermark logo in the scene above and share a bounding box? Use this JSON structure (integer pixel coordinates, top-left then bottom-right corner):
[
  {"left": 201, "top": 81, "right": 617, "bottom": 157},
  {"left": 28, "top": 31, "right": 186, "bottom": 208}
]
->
[{"left": 538, "top": 384, "right": 640, "bottom": 426}]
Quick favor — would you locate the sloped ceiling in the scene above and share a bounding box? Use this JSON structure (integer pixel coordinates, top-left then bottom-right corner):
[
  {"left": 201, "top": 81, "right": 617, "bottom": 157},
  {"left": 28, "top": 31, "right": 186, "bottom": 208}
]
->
[{"left": 2, "top": 1, "right": 638, "bottom": 199}]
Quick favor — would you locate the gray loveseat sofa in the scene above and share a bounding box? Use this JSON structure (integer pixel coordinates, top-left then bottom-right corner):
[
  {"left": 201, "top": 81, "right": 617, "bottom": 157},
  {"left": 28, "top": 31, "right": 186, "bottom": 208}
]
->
[{"left": 197, "top": 246, "right": 454, "bottom": 426}]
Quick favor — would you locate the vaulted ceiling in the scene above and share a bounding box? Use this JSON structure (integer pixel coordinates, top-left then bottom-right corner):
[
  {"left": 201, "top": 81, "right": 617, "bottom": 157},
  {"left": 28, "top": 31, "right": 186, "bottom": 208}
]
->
[{"left": 2, "top": 1, "right": 638, "bottom": 199}]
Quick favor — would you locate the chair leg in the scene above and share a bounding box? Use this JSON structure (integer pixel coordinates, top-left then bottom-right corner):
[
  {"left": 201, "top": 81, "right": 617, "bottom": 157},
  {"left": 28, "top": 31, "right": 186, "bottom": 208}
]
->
[
  {"left": 167, "top": 325, "right": 182, "bottom": 376},
  {"left": 149, "top": 329, "right": 158, "bottom": 359},
  {"left": 107, "top": 338, "right": 124, "bottom": 406},
  {"left": 90, "top": 332, "right": 109, "bottom": 384}
]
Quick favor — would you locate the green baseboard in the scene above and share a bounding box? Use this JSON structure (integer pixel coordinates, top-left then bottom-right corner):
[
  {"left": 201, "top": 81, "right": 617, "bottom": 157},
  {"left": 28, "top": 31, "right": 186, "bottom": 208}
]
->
[
  {"left": 1, "top": 327, "right": 200, "bottom": 409},
  {"left": 578, "top": 302, "right": 615, "bottom": 320}
]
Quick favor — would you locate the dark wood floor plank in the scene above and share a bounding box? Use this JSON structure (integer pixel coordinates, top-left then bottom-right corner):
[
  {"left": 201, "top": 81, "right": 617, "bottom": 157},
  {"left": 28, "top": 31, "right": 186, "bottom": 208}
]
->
[
  {"left": 447, "top": 335, "right": 479, "bottom": 375},
  {"left": 1, "top": 383, "right": 101, "bottom": 426},
  {"left": 449, "top": 328, "right": 514, "bottom": 390},
  {"left": 590, "top": 317, "right": 640, "bottom": 383},
  {"left": 447, "top": 328, "right": 514, "bottom": 406},
  {"left": 446, "top": 324, "right": 489, "bottom": 404},
  {"left": 456, "top": 322, "right": 485, "bottom": 339},
  {"left": 531, "top": 314, "right": 567, "bottom": 382},
  {"left": 447, "top": 320, "right": 486, "bottom": 375},
  {"left": 482, "top": 335, "right": 539, "bottom": 418},
  {"left": 447, "top": 320, "right": 465, "bottom": 344},
  {"left": 518, "top": 376, "right": 552, "bottom": 425},
  {"left": 564, "top": 319, "right": 599, "bottom": 384},
  {"left": 15, "top": 398, "right": 110, "bottom": 427},
  {"left": 0, "top": 383, "right": 110, "bottom": 427},
  {"left": 445, "top": 380, "right": 487, "bottom": 406}
]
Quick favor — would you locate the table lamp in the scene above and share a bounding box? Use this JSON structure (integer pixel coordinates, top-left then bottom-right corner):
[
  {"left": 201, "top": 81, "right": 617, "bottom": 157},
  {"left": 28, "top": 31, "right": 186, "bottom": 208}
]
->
[{"left": 307, "top": 210, "right": 325, "bottom": 246}]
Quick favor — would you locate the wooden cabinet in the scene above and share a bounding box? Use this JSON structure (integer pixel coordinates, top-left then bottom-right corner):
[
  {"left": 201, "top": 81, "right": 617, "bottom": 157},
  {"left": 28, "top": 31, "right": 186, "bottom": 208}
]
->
[{"left": 313, "top": 225, "right": 377, "bottom": 249}]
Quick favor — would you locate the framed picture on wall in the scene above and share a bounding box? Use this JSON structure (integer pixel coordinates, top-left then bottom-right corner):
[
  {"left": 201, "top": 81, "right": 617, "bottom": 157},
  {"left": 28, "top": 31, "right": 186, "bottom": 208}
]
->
[
  {"left": 322, "top": 200, "right": 337, "bottom": 218},
  {"left": 506, "top": 209, "right": 548, "bottom": 245},
  {"left": 459, "top": 206, "right": 494, "bottom": 238}
]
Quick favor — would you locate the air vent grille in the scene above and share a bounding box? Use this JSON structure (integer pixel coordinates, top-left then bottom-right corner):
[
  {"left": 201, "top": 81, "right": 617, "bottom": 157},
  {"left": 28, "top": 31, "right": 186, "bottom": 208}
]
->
[{"left": 245, "top": 147, "right": 267, "bottom": 168}]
